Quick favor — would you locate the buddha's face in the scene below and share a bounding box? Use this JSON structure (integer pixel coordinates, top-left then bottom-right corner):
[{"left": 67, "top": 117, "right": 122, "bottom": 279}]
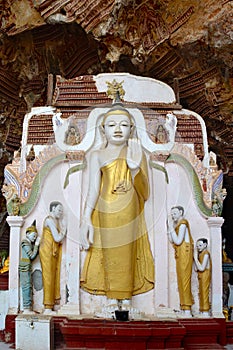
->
[{"left": 103, "top": 114, "right": 132, "bottom": 145}]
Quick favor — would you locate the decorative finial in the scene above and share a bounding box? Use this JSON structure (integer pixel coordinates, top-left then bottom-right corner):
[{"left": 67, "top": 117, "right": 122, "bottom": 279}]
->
[{"left": 106, "top": 79, "right": 125, "bottom": 102}]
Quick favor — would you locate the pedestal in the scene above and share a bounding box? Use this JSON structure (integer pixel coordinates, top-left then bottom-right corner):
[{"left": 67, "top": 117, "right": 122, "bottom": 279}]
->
[
  {"left": 3, "top": 314, "right": 228, "bottom": 349},
  {"left": 59, "top": 317, "right": 226, "bottom": 349},
  {"left": 16, "top": 315, "right": 54, "bottom": 350}
]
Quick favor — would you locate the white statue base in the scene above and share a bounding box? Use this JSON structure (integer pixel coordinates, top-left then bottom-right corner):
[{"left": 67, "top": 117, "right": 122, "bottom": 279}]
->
[
  {"left": 16, "top": 315, "right": 54, "bottom": 350},
  {"left": 94, "top": 299, "right": 145, "bottom": 320}
]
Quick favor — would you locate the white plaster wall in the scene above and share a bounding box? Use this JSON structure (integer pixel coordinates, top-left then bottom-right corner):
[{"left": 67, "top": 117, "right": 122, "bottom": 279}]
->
[
  {"left": 94, "top": 73, "right": 176, "bottom": 103},
  {"left": 150, "top": 165, "right": 169, "bottom": 310},
  {"left": 21, "top": 144, "right": 210, "bottom": 316}
]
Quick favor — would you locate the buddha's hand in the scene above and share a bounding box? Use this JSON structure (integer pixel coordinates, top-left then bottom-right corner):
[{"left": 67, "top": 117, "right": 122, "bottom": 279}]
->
[
  {"left": 126, "top": 138, "right": 142, "bottom": 170},
  {"left": 78, "top": 218, "right": 94, "bottom": 250}
]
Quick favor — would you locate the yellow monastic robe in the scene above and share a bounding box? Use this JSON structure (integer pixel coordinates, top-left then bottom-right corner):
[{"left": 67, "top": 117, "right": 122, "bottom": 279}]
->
[
  {"left": 40, "top": 217, "right": 63, "bottom": 308},
  {"left": 198, "top": 250, "right": 211, "bottom": 312},
  {"left": 81, "top": 152, "right": 154, "bottom": 299},
  {"left": 173, "top": 219, "right": 194, "bottom": 310}
]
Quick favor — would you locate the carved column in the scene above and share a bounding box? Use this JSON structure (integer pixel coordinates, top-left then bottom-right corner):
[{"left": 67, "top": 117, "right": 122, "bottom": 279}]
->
[
  {"left": 207, "top": 216, "right": 224, "bottom": 318},
  {"left": 6, "top": 215, "right": 24, "bottom": 314}
]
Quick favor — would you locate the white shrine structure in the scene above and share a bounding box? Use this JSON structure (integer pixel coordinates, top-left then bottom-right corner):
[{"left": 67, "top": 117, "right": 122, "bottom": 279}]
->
[{"left": 1, "top": 73, "right": 226, "bottom": 348}]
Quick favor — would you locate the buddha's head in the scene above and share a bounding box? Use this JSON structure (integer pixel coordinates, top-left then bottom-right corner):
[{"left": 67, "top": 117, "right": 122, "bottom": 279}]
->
[{"left": 101, "top": 105, "right": 134, "bottom": 145}]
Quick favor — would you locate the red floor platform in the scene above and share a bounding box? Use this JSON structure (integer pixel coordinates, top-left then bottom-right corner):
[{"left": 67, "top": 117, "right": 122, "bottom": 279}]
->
[
  {"left": 2, "top": 315, "right": 230, "bottom": 349},
  {"left": 57, "top": 317, "right": 227, "bottom": 350}
]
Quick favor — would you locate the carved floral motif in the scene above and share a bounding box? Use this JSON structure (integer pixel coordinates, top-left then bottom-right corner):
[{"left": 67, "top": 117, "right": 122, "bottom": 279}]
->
[{"left": 65, "top": 150, "right": 85, "bottom": 162}]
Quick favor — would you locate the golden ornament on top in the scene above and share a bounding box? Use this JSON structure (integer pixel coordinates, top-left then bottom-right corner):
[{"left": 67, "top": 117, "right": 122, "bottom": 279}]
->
[{"left": 106, "top": 79, "right": 125, "bottom": 101}]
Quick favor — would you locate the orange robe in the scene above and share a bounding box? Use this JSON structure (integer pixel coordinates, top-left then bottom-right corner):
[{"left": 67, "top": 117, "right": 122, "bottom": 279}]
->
[
  {"left": 198, "top": 250, "right": 211, "bottom": 312},
  {"left": 173, "top": 219, "right": 194, "bottom": 310},
  {"left": 40, "top": 217, "right": 63, "bottom": 309},
  {"left": 81, "top": 152, "right": 154, "bottom": 299}
]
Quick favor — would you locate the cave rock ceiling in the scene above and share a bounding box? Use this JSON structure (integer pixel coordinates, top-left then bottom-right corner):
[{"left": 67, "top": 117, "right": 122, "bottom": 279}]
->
[{"left": 0, "top": 0, "right": 232, "bottom": 182}]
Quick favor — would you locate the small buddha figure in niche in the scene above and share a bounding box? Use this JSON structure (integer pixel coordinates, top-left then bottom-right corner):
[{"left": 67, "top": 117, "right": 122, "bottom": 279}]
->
[
  {"left": 155, "top": 124, "right": 168, "bottom": 144},
  {"left": 209, "top": 153, "right": 218, "bottom": 173},
  {"left": 209, "top": 155, "right": 216, "bottom": 167},
  {"left": 79, "top": 102, "right": 154, "bottom": 314},
  {"left": 19, "top": 221, "right": 40, "bottom": 313},
  {"left": 26, "top": 145, "right": 35, "bottom": 162},
  {"left": 194, "top": 238, "right": 212, "bottom": 317},
  {"left": 167, "top": 206, "right": 194, "bottom": 317},
  {"left": 64, "top": 124, "right": 80, "bottom": 146}
]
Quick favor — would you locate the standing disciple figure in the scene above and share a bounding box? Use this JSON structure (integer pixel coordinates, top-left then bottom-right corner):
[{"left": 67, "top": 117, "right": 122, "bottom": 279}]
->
[
  {"left": 194, "top": 238, "right": 212, "bottom": 317},
  {"left": 79, "top": 103, "right": 154, "bottom": 313},
  {"left": 40, "top": 201, "right": 67, "bottom": 314},
  {"left": 167, "top": 206, "right": 194, "bottom": 317},
  {"left": 19, "top": 221, "right": 40, "bottom": 313}
]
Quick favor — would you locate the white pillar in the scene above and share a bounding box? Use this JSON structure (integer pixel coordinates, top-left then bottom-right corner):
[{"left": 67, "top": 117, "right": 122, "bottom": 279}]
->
[
  {"left": 6, "top": 215, "right": 24, "bottom": 314},
  {"left": 207, "top": 216, "right": 224, "bottom": 318}
]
